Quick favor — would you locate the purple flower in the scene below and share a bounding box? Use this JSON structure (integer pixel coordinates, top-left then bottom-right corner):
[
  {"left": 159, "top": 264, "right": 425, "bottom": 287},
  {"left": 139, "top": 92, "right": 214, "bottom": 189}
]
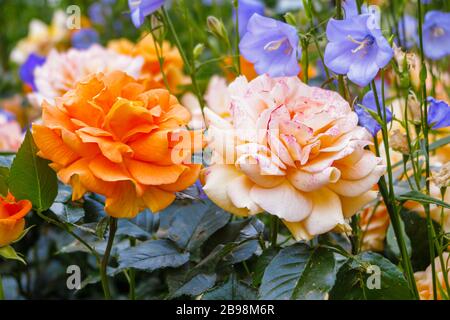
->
[
  {"left": 428, "top": 97, "right": 450, "bottom": 129},
  {"left": 397, "top": 15, "right": 417, "bottom": 49},
  {"left": 128, "top": 0, "right": 164, "bottom": 28},
  {"left": 355, "top": 89, "right": 393, "bottom": 136},
  {"left": 420, "top": 11, "right": 450, "bottom": 60},
  {"left": 19, "top": 53, "right": 46, "bottom": 91},
  {"left": 343, "top": 0, "right": 368, "bottom": 18},
  {"left": 71, "top": 28, "right": 99, "bottom": 50},
  {"left": 240, "top": 14, "right": 300, "bottom": 77},
  {"left": 88, "top": 2, "right": 112, "bottom": 25},
  {"left": 324, "top": 13, "right": 393, "bottom": 87},
  {"left": 235, "top": 0, "right": 265, "bottom": 37}
]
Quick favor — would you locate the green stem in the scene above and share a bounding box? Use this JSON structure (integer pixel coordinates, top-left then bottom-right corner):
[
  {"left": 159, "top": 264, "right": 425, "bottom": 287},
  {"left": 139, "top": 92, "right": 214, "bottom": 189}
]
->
[
  {"left": 335, "top": 0, "right": 349, "bottom": 102},
  {"left": 233, "top": 0, "right": 241, "bottom": 74},
  {"left": 270, "top": 215, "right": 279, "bottom": 248},
  {"left": 417, "top": 0, "right": 437, "bottom": 300},
  {"left": 302, "top": 39, "right": 309, "bottom": 84},
  {"left": 128, "top": 238, "right": 136, "bottom": 300},
  {"left": 371, "top": 81, "right": 419, "bottom": 299},
  {"left": 0, "top": 274, "right": 4, "bottom": 300},
  {"left": 100, "top": 217, "right": 117, "bottom": 300},
  {"left": 162, "top": 7, "right": 204, "bottom": 110}
]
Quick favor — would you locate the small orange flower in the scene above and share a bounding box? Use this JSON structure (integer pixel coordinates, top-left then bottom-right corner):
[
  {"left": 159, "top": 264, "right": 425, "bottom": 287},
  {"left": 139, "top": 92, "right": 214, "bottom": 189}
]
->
[
  {"left": 32, "top": 71, "right": 202, "bottom": 218},
  {"left": 108, "top": 35, "right": 188, "bottom": 94},
  {"left": 0, "top": 193, "right": 32, "bottom": 247}
]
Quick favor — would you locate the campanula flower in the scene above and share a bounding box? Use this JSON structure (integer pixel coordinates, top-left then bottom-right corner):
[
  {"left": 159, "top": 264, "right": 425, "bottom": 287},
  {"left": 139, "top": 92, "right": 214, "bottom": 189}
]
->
[
  {"left": 19, "top": 53, "right": 46, "bottom": 91},
  {"left": 355, "top": 89, "right": 393, "bottom": 136},
  {"left": 343, "top": 0, "right": 367, "bottom": 18},
  {"left": 128, "top": 0, "right": 164, "bottom": 28},
  {"left": 71, "top": 28, "right": 99, "bottom": 50},
  {"left": 88, "top": 2, "right": 113, "bottom": 25},
  {"left": 324, "top": 13, "right": 393, "bottom": 87},
  {"left": 240, "top": 14, "right": 300, "bottom": 77},
  {"left": 428, "top": 97, "right": 450, "bottom": 129},
  {"left": 235, "top": 0, "right": 265, "bottom": 37},
  {"left": 421, "top": 11, "right": 450, "bottom": 60},
  {"left": 397, "top": 15, "right": 417, "bottom": 49}
]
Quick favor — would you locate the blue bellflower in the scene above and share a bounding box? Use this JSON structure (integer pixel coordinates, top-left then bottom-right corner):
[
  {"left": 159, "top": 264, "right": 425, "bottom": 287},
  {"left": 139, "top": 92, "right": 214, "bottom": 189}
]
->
[
  {"left": 88, "top": 2, "right": 113, "bottom": 26},
  {"left": 240, "top": 14, "right": 300, "bottom": 77},
  {"left": 324, "top": 13, "right": 393, "bottom": 87},
  {"left": 420, "top": 11, "right": 450, "bottom": 60},
  {"left": 71, "top": 28, "right": 99, "bottom": 50},
  {"left": 235, "top": 0, "right": 265, "bottom": 37},
  {"left": 128, "top": 0, "right": 164, "bottom": 28},
  {"left": 397, "top": 14, "right": 417, "bottom": 49},
  {"left": 428, "top": 97, "right": 450, "bottom": 129},
  {"left": 19, "top": 53, "right": 46, "bottom": 91},
  {"left": 355, "top": 89, "right": 393, "bottom": 136}
]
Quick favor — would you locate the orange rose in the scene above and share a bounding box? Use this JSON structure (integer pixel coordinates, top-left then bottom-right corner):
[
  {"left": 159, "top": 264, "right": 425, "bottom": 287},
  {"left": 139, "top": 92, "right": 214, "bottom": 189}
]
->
[
  {"left": 32, "top": 71, "right": 202, "bottom": 218},
  {"left": 0, "top": 193, "right": 31, "bottom": 247},
  {"left": 108, "top": 35, "right": 188, "bottom": 94}
]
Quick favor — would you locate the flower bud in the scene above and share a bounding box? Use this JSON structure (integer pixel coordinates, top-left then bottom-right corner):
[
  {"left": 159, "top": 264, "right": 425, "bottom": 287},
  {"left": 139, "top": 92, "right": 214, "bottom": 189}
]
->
[
  {"left": 193, "top": 43, "right": 205, "bottom": 60},
  {"left": 390, "top": 129, "right": 409, "bottom": 155},
  {"left": 431, "top": 162, "right": 450, "bottom": 189},
  {"left": 207, "top": 16, "right": 227, "bottom": 40},
  {"left": 407, "top": 93, "right": 422, "bottom": 123}
]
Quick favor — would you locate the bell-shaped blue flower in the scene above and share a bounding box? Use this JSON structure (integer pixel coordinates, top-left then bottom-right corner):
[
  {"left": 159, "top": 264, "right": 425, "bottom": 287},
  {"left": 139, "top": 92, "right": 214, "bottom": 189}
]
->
[
  {"left": 19, "top": 53, "right": 46, "bottom": 91},
  {"left": 355, "top": 89, "right": 393, "bottom": 136},
  {"left": 239, "top": 14, "right": 300, "bottom": 77},
  {"left": 128, "top": 0, "right": 164, "bottom": 28},
  {"left": 397, "top": 14, "right": 417, "bottom": 49},
  {"left": 420, "top": 11, "right": 450, "bottom": 60},
  {"left": 71, "top": 28, "right": 99, "bottom": 50},
  {"left": 428, "top": 97, "right": 450, "bottom": 129},
  {"left": 324, "top": 13, "right": 393, "bottom": 87},
  {"left": 234, "top": 0, "right": 265, "bottom": 37}
]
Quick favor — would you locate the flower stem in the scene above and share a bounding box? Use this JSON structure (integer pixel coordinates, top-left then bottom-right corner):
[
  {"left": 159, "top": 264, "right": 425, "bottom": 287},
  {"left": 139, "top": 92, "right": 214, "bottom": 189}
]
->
[
  {"left": 335, "top": 0, "right": 349, "bottom": 102},
  {"left": 232, "top": 0, "right": 241, "bottom": 74},
  {"left": 417, "top": 0, "right": 438, "bottom": 300},
  {"left": 270, "top": 215, "right": 279, "bottom": 248},
  {"left": 0, "top": 274, "right": 4, "bottom": 300},
  {"left": 100, "top": 217, "right": 117, "bottom": 300},
  {"left": 162, "top": 6, "right": 204, "bottom": 110},
  {"left": 128, "top": 238, "right": 136, "bottom": 300},
  {"left": 371, "top": 80, "right": 419, "bottom": 299}
]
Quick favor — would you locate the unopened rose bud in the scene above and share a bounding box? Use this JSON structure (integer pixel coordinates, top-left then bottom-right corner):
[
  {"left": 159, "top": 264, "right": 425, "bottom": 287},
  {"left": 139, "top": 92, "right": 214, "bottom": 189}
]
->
[
  {"left": 390, "top": 129, "right": 409, "bottom": 155},
  {"left": 207, "top": 16, "right": 227, "bottom": 40},
  {"left": 431, "top": 162, "right": 450, "bottom": 189}
]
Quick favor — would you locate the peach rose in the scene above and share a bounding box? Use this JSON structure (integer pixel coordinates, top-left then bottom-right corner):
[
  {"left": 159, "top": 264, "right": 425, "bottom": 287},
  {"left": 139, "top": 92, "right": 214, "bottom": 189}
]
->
[
  {"left": 108, "top": 35, "right": 188, "bottom": 94},
  {"left": 0, "top": 111, "right": 23, "bottom": 152},
  {"left": 415, "top": 252, "right": 450, "bottom": 300},
  {"left": 201, "top": 75, "right": 385, "bottom": 240},
  {"left": 359, "top": 203, "right": 390, "bottom": 251},
  {"left": 0, "top": 193, "right": 31, "bottom": 247},
  {"left": 28, "top": 45, "right": 144, "bottom": 109},
  {"left": 32, "top": 71, "right": 202, "bottom": 218}
]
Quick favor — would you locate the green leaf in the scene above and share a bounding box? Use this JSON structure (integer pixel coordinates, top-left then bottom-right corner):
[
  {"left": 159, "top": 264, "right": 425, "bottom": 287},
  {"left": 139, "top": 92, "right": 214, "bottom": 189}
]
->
[
  {"left": 400, "top": 209, "right": 444, "bottom": 271},
  {"left": 204, "top": 217, "right": 264, "bottom": 265},
  {"left": 253, "top": 247, "right": 279, "bottom": 287},
  {"left": 166, "top": 201, "right": 230, "bottom": 251},
  {"left": 8, "top": 130, "right": 58, "bottom": 211},
  {"left": 203, "top": 273, "right": 257, "bottom": 300},
  {"left": 259, "top": 244, "right": 337, "bottom": 300},
  {"left": 330, "top": 252, "right": 414, "bottom": 300},
  {"left": 0, "top": 245, "right": 26, "bottom": 264},
  {"left": 397, "top": 190, "right": 450, "bottom": 210},
  {"left": 386, "top": 217, "right": 412, "bottom": 260},
  {"left": 430, "top": 135, "right": 450, "bottom": 151},
  {"left": 118, "top": 239, "right": 189, "bottom": 271},
  {"left": 50, "top": 202, "right": 84, "bottom": 224},
  {"left": 167, "top": 270, "right": 217, "bottom": 299}
]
